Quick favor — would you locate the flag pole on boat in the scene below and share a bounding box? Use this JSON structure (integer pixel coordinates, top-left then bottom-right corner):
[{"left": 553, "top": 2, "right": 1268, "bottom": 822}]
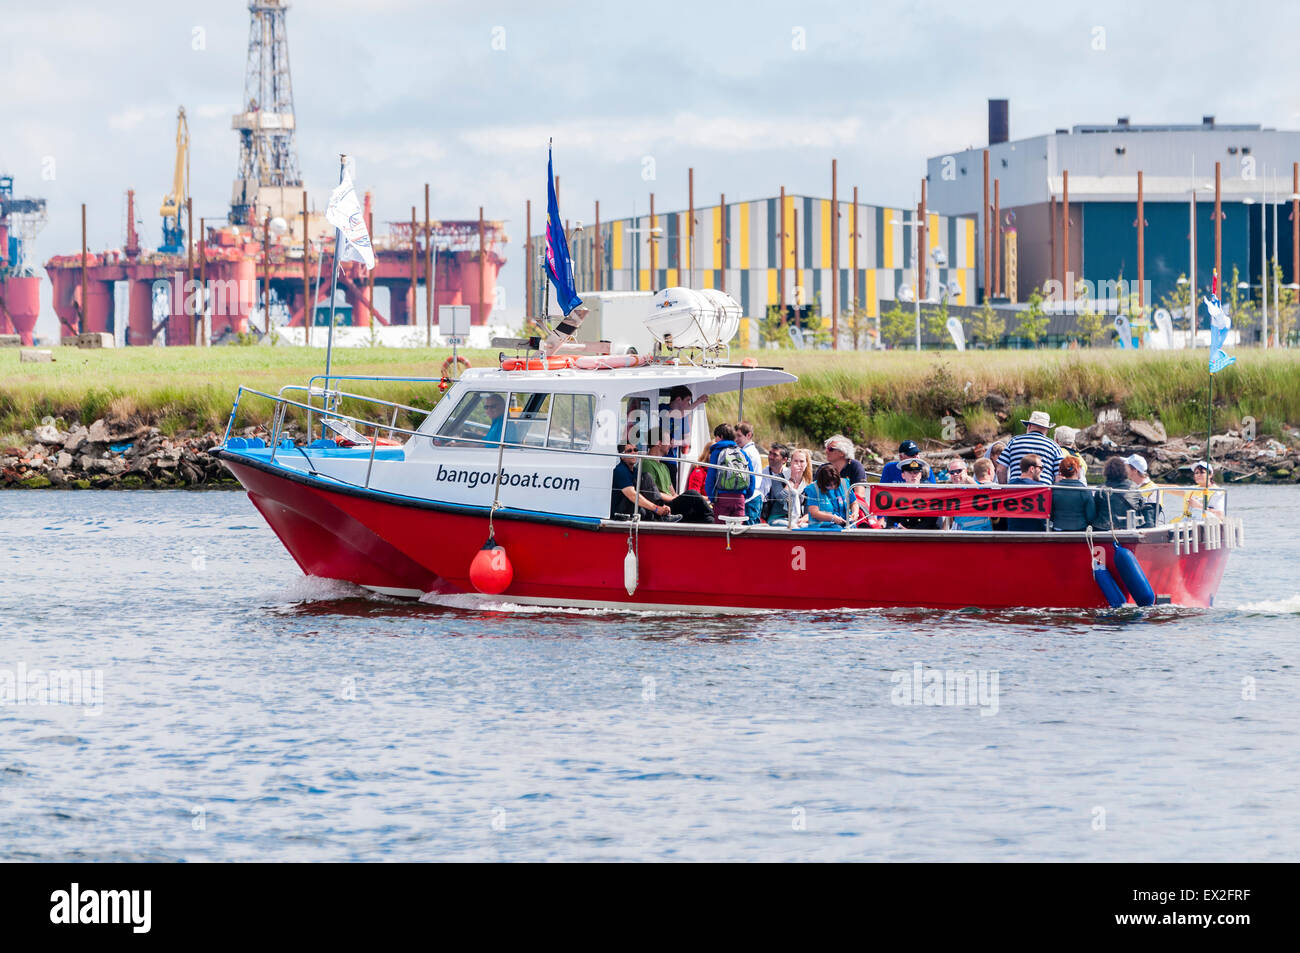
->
[
  {"left": 322, "top": 155, "right": 378, "bottom": 396},
  {"left": 539, "top": 139, "right": 586, "bottom": 356}
]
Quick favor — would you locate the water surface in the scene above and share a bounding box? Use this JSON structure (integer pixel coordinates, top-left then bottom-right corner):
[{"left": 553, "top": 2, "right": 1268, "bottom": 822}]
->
[{"left": 1, "top": 487, "right": 1296, "bottom": 861}]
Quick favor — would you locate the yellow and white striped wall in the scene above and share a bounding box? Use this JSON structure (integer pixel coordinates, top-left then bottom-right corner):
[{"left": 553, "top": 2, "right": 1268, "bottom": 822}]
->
[{"left": 534, "top": 194, "right": 976, "bottom": 346}]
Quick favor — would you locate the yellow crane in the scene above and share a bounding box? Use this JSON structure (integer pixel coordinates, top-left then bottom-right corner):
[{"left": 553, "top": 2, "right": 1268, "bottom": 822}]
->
[{"left": 159, "top": 107, "right": 189, "bottom": 254}]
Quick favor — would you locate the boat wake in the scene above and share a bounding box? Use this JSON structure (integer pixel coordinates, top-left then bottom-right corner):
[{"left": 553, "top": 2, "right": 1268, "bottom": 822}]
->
[
  {"left": 1230, "top": 593, "right": 1300, "bottom": 615},
  {"left": 415, "top": 590, "right": 749, "bottom": 618},
  {"left": 267, "top": 575, "right": 378, "bottom": 606}
]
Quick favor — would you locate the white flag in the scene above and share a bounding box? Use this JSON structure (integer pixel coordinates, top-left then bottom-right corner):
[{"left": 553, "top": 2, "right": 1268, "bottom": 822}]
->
[
  {"left": 325, "top": 172, "right": 375, "bottom": 270},
  {"left": 945, "top": 315, "right": 966, "bottom": 351},
  {"left": 1114, "top": 314, "right": 1132, "bottom": 348}
]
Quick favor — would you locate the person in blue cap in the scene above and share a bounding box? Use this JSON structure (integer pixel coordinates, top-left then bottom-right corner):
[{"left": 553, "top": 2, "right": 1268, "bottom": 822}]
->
[{"left": 880, "top": 440, "right": 933, "bottom": 484}]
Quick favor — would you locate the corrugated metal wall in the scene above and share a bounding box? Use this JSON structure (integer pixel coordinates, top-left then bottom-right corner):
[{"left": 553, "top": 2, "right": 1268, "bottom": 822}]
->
[{"left": 531, "top": 195, "right": 977, "bottom": 346}]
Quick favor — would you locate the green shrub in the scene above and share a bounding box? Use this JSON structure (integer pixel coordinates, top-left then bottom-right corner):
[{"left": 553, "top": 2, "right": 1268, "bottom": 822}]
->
[{"left": 771, "top": 394, "right": 868, "bottom": 443}]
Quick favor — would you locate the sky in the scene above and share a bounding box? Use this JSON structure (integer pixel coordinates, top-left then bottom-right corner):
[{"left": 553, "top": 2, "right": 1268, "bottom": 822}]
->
[{"left": 5, "top": 0, "right": 1300, "bottom": 337}]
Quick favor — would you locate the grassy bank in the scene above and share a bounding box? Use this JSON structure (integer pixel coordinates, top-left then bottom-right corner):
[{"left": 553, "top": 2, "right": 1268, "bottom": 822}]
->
[{"left": 3, "top": 345, "right": 1298, "bottom": 449}]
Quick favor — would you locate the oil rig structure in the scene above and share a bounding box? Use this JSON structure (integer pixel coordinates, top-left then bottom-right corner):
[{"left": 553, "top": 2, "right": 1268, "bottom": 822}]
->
[
  {"left": 0, "top": 174, "right": 47, "bottom": 345},
  {"left": 44, "top": 0, "right": 505, "bottom": 346}
]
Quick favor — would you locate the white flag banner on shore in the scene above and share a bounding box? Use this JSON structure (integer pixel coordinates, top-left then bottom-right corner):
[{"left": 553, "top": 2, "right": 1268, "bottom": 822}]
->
[
  {"left": 945, "top": 316, "right": 966, "bottom": 351},
  {"left": 325, "top": 172, "right": 375, "bottom": 270}
]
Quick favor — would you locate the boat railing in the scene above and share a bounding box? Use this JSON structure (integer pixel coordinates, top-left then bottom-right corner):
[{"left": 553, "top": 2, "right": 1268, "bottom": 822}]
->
[
  {"left": 290, "top": 373, "right": 449, "bottom": 444},
  {"left": 275, "top": 382, "right": 437, "bottom": 447},
  {"left": 848, "top": 478, "right": 1225, "bottom": 530},
  {"left": 222, "top": 384, "right": 813, "bottom": 527}
]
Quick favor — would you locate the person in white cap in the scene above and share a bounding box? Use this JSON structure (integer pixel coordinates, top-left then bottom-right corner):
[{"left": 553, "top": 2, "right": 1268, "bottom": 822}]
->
[
  {"left": 1125, "top": 454, "right": 1157, "bottom": 493},
  {"left": 1180, "top": 460, "right": 1225, "bottom": 520},
  {"left": 997, "top": 410, "right": 1063, "bottom": 484},
  {"left": 1126, "top": 453, "right": 1162, "bottom": 524},
  {"left": 1054, "top": 425, "right": 1087, "bottom": 476}
]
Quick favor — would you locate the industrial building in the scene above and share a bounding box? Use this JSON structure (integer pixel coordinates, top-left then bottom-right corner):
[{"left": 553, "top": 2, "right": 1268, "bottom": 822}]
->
[
  {"left": 527, "top": 190, "right": 977, "bottom": 347},
  {"left": 926, "top": 101, "right": 1300, "bottom": 336},
  {"left": 41, "top": 0, "right": 504, "bottom": 346}
]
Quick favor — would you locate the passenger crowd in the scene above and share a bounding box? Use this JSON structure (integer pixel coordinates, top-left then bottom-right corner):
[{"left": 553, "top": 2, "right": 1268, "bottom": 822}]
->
[{"left": 610, "top": 396, "right": 1226, "bottom": 531}]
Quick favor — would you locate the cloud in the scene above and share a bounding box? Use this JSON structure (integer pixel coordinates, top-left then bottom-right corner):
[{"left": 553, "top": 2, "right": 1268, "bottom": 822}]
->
[
  {"left": 108, "top": 105, "right": 176, "bottom": 132},
  {"left": 459, "top": 113, "right": 864, "bottom": 163}
]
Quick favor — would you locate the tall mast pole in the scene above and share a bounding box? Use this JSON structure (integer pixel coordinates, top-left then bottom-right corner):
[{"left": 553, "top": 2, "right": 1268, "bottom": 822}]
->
[
  {"left": 425, "top": 183, "right": 433, "bottom": 346},
  {"left": 301, "top": 189, "right": 310, "bottom": 347},
  {"left": 367, "top": 207, "right": 375, "bottom": 328},
  {"left": 779, "top": 185, "right": 786, "bottom": 314},
  {"left": 1206, "top": 161, "right": 1216, "bottom": 286},
  {"left": 992, "top": 179, "right": 1000, "bottom": 297},
  {"left": 649, "top": 192, "right": 656, "bottom": 287},
  {"left": 1136, "top": 172, "right": 1145, "bottom": 315},
  {"left": 851, "top": 185, "right": 859, "bottom": 320},
  {"left": 831, "top": 158, "right": 839, "bottom": 349},
  {"left": 1062, "top": 169, "right": 1070, "bottom": 303},
  {"left": 919, "top": 175, "right": 928, "bottom": 302},
  {"left": 1272, "top": 169, "right": 1280, "bottom": 334},
  {"left": 79, "top": 203, "right": 87, "bottom": 336},
  {"left": 186, "top": 197, "right": 194, "bottom": 345},
  {"left": 982, "top": 150, "right": 990, "bottom": 302},
  {"left": 687, "top": 167, "right": 694, "bottom": 289},
  {"left": 719, "top": 193, "right": 728, "bottom": 293},
  {"left": 199, "top": 215, "right": 208, "bottom": 346},
  {"left": 525, "top": 199, "right": 532, "bottom": 321},
  {"left": 1261, "top": 163, "right": 1268, "bottom": 348},
  {"left": 262, "top": 207, "right": 271, "bottom": 335}
]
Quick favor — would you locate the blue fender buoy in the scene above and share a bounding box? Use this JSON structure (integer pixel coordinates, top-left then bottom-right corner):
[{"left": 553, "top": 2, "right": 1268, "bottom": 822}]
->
[
  {"left": 1112, "top": 542, "right": 1156, "bottom": 607},
  {"left": 1093, "top": 565, "right": 1127, "bottom": 607}
]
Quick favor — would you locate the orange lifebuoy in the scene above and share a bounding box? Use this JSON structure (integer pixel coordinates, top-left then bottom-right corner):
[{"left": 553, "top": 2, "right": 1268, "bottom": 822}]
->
[
  {"left": 441, "top": 355, "right": 471, "bottom": 378},
  {"left": 499, "top": 356, "right": 576, "bottom": 371}
]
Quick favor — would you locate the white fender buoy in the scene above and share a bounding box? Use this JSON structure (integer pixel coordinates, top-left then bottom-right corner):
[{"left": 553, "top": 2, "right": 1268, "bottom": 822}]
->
[{"left": 624, "top": 546, "right": 638, "bottom": 595}]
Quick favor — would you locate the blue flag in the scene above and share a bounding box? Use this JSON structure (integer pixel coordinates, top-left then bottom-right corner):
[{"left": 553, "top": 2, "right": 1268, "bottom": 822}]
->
[
  {"left": 1203, "top": 294, "right": 1237, "bottom": 374},
  {"left": 545, "top": 147, "right": 583, "bottom": 316}
]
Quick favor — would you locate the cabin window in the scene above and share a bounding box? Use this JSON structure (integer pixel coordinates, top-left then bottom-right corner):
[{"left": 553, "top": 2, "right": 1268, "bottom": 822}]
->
[
  {"left": 435, "top": 390, "right": 508, "bottom": 446},
  {"left": 547, "top": 393, "right": 595, "bottom": 450},
  {"left": 502, "top": 392, "right": 552, "bottom": 447}
]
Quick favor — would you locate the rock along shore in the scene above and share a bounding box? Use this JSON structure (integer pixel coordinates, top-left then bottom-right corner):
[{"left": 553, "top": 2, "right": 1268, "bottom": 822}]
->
[
  {"left": 860, "top": 413, "right": 1300, "bottom": 485},
  {"left": 1, "top": 417, "right": 249, "bottom": 490},
  {"left": 3, "top": 410, "right": 1299, "bottom": 489}
]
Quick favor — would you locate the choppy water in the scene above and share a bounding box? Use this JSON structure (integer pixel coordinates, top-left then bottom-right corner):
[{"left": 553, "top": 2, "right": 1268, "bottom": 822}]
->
[{"left": 1, "top": 487, "right": 1296, "bottom": 861}]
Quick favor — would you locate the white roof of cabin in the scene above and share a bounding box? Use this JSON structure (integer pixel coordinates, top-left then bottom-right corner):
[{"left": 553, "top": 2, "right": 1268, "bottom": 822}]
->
[{"left": 456, "top": 364, "right": 797, "bottom": 396}]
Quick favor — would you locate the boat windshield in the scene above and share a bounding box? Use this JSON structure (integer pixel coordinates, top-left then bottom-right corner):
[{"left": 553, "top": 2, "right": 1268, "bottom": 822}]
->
[{"left": 434, "top": 387, "right": 595, "bottom": 450}]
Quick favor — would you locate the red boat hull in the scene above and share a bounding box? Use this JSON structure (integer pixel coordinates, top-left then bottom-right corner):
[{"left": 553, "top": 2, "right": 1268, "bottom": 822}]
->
[{"left": 221, "top": 453, "right": 1232, "bottom": 611}]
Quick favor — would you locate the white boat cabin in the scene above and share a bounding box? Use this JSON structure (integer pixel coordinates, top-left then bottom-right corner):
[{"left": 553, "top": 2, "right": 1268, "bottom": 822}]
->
[{"left": 281, "top": 364, "right": 795, "bottom": 521}]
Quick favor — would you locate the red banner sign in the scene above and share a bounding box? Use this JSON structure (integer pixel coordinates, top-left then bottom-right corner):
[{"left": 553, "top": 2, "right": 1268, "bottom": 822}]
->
[{"left": 868, "top": 484, "right": 1050, "bottom": 519}]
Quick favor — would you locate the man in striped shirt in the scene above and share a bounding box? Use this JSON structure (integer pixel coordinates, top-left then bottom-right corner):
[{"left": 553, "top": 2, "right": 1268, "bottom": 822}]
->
[{"left": 996, "top": 411, "right": 1063, "bottom": 484}]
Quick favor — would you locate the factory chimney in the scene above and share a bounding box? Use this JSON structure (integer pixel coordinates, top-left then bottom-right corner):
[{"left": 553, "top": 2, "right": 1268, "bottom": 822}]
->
[{"left": 989, "top": 99, "right": 1009, "bottom": 146}]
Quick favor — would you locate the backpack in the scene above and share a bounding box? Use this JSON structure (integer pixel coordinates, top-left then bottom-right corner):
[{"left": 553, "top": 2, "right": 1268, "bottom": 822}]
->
[{"left": 715, "top": 446, "right": 751, "bottom": 493}]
